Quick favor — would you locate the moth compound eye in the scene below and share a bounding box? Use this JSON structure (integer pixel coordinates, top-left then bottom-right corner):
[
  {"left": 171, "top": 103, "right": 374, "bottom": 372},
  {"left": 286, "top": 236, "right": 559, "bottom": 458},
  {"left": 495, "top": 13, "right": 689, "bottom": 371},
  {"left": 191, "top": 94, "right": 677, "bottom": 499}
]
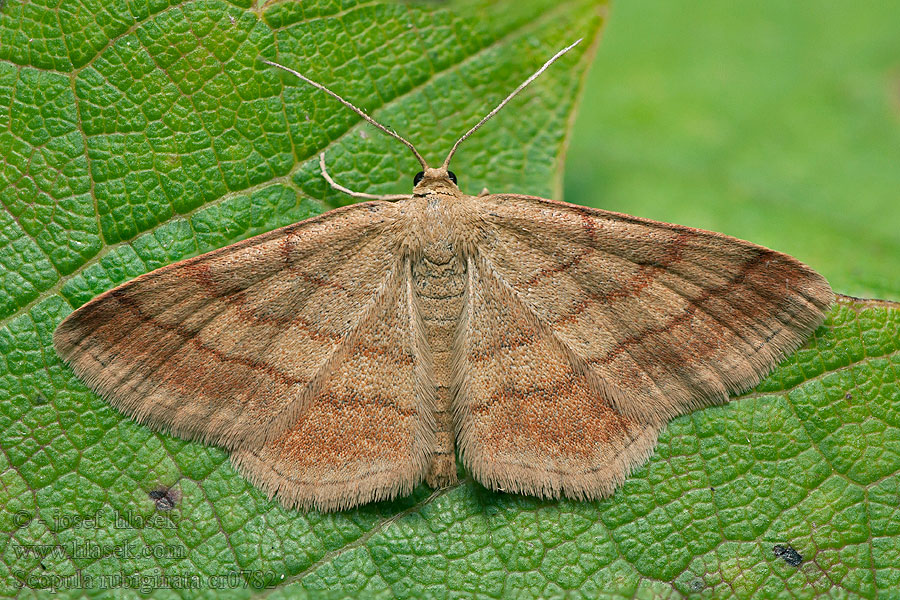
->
[
  {"left": 413, "top": 171, "right": 424, "bottom": 186},
  {"left": 448, "top": 171, "right": 457, "bottom": 184}
]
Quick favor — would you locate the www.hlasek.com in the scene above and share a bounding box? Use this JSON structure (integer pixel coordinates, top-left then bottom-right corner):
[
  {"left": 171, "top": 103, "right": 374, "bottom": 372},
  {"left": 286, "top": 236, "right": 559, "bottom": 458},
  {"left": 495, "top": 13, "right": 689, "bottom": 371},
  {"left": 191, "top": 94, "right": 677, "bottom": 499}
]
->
[
  {"left": 14, "top": 540, "right": 186, "bottom": 561},
  {"left": 14, "top": 569, "right": 282, "bottom": 593}
]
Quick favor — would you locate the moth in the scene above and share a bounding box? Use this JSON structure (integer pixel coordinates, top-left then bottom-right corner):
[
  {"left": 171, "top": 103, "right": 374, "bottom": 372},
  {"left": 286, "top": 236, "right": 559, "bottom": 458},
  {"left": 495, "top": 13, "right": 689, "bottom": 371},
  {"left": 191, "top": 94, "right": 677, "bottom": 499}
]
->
[{"left": 54, "top": 41, "right": 833, "bottom": 511}]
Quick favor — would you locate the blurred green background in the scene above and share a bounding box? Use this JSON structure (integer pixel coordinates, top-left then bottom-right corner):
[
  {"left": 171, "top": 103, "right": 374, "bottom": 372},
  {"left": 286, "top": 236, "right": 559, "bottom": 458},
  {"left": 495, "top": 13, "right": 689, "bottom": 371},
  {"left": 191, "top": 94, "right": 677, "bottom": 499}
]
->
[{"left": 565, "top": 0, "right": 900, "bottom": 301}]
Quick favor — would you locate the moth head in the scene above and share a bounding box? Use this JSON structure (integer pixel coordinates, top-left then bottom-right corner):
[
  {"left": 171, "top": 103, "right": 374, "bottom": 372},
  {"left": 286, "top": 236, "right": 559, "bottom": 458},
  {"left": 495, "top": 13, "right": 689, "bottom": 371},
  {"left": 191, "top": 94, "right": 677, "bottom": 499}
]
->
[{"left": 413, "top": 168, "right": 458, "bottom": 194}]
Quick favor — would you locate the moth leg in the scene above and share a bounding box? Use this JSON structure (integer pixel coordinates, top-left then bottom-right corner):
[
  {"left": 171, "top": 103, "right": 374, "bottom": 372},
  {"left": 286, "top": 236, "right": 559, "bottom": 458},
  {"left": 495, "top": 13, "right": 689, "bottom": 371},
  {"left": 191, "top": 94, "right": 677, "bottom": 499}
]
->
[{"left": 319, "top": 153, "right": 411, "bottom": 201}]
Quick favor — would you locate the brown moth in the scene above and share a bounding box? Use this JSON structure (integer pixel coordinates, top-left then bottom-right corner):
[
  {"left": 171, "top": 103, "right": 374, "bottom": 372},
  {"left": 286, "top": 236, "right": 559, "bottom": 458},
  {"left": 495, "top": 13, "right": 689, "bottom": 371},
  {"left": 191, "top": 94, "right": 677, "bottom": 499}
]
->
[{"left": 54, "top": 41, "right": 833, "bottom": 511}]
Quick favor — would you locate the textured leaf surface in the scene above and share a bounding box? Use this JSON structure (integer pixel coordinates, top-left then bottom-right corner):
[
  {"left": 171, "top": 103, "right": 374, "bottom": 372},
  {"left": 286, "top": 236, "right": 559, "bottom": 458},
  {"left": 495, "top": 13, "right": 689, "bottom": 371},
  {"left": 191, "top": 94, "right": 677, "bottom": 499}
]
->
[{"left": 1, "top": 1, "right": 899, "bottom": 599}]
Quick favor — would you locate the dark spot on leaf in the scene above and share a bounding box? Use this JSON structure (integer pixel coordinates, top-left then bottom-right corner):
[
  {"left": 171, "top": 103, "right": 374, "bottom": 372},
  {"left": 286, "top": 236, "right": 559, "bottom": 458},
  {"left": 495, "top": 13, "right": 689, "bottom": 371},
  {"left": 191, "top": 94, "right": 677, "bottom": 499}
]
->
[
  {"left": 773, "top": 544, "right": 803, "bottom": 566},
  {"left": 688, "top": 577, "right": 704, "bottom": 592},
  {"left": 845, "top": 392, "right": 853, "bottom": 400},
  {"left": 149, "top": 487, "right": 179, "bottom": 511},
  {"left": 33, "top": 393, "right": 47, "bottom": 406}
]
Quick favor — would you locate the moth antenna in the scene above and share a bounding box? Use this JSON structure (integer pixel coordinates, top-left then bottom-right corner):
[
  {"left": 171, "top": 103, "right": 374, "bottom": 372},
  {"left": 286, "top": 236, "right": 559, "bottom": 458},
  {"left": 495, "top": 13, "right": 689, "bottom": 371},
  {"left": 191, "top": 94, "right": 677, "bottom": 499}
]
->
[
  {"left": 441, "top": 39, "right": 583, "bottom": 170},
  {"left": 262, "top": 59, "right": 429, "bottom": 170},
  {"left": 319, "top": 153, "right": 410, "bottom": 201}
]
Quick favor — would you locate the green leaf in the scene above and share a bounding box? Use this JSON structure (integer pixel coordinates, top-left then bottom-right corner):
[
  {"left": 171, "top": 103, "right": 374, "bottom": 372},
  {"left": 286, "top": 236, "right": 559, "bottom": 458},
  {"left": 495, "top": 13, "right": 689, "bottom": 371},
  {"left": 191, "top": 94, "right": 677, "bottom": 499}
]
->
[
  {"left": 565, "top": 0, "right": 900, "bottom": 302},
  {"left": 1, "top": 2, "right": 898, "bottom": 600}
]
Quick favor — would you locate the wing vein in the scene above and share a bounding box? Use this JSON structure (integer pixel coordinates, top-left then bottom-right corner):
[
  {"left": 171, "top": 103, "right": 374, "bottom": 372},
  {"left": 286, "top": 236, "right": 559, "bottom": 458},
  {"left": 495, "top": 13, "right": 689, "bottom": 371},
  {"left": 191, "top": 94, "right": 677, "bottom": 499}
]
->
[
  {"left": 494, "top": 208, "right": 823, "bottom": 348},
  {"left": 475, "top": 251, "right": 640, "bottom": 406},
  {"left": 494, "top": 217, "right": 789, "bottom": 361},
  {"left": 256, "top": 262, "right": 402, "bottom": 445}
]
